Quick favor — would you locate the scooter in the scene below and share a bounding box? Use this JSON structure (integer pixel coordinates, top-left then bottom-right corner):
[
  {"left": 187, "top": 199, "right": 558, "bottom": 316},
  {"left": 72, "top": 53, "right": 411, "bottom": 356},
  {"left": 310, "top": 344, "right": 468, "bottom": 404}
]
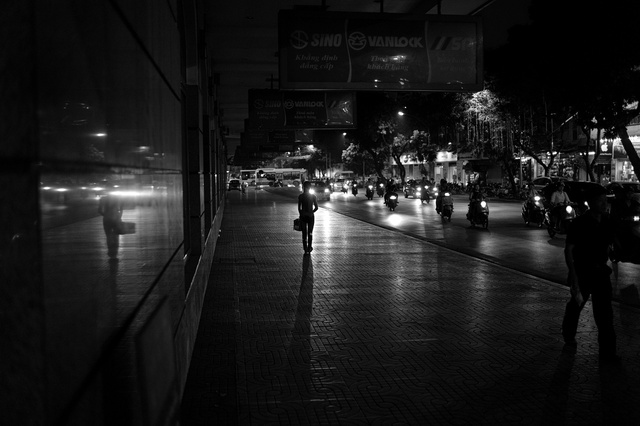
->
[
  {"left": 467, "top": 199, "right": 489, "bottom": 228},
  {"left": 351, "top": 183, "right": 358, "bottom": 196},
  {"left": 522, "top": 195, "right": 545, "bottom": 227},
  {"left": 366, "top": 184, "right": 374, "bottom": 200},
  {"left": 546, "top": 203, "right": 577, "bottom": 237},
  {"left": 440, "top": 191, "right": 454, "bottom": 221},
  {"left": 421, "top": 185, "right": 435, "bottom": 204},
  {"left": 387, "top": 192, "right": 399, "bottom": 211},
  {"left": 376, "top": 183, "right": 385, "bottom": 198}
]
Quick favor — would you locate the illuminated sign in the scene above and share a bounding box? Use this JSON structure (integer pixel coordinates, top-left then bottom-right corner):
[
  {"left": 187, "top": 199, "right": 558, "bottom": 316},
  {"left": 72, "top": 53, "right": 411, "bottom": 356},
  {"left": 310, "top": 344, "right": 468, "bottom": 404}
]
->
[
  {"left": 248, "top": 89, "right": 355, "bottom": 129},
  {"left": 279, "top": 11, "right": 483, "bottom": 92}
]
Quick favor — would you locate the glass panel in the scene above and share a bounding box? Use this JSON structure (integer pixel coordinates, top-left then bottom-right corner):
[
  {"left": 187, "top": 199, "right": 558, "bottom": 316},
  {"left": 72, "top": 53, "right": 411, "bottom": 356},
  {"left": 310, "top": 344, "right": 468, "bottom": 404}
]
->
[{"left": 35, "top": 0, "right": 183, "bottom": 418}]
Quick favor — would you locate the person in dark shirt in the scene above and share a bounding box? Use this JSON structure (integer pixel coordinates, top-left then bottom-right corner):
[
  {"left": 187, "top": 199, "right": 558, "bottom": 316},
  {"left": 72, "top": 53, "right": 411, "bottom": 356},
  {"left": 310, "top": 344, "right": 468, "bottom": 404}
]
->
[
  {"left": 298, "top": 181, "right": 318, "bottom": 255},
  {"left": 561, "top": 191, "right": 617, "bottom": 362},
  {"left": 98, "top": 194, "right": 123, "bottom": 259}
]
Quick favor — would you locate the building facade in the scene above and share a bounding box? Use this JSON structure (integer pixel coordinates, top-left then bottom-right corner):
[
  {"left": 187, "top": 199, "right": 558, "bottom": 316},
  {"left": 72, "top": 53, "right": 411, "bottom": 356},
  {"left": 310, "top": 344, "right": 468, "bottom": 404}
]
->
[{"left": 2, "top": 1, "right": 225, "bottom": 423}]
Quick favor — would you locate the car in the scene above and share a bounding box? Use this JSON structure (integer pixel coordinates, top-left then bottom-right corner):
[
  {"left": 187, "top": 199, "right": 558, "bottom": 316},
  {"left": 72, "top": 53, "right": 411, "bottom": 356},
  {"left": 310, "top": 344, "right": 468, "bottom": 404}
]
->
[
  {"left": 532, "top": 176, "right": 567, "bottom": 193},
  {"left": 306, "top": 180, "right": 331, "bottom": 201},
  {"left": 228, "top": 179, "right": 241, "bottom": 191},
  {"left": 606, "top": 181, "right": 640, "bottom": 196},
  {"left": 403, "top": 180, "right": 421, "bottom": 198},
  {"left": 331, "top": 178, "right": 347, "bottom": 192}
]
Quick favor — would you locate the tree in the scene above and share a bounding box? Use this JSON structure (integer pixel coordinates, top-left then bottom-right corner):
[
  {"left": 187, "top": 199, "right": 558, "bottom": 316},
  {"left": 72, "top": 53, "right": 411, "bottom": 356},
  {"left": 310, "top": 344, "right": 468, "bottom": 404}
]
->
[
  {"left": 458, "top": 89, "right": 522, "bottom": 194},
  {"left": 488, "top": 0, "right": 640, "bottom": 181},
  {"left": 343, "top": 92, "right": 400, "bottom": 182}
]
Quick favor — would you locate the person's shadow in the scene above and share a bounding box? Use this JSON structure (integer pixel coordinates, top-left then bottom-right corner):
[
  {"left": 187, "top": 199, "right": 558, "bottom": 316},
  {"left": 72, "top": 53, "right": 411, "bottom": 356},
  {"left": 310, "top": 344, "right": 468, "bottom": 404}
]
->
[{"left": 286, "top": 256, "right": 314, "bottom": 399}]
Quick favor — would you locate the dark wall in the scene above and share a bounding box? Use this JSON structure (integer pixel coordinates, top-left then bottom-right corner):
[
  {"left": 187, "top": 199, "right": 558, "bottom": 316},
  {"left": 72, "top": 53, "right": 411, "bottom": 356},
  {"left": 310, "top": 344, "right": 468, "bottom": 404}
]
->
[{"left": 1, "top": 0, "right": 225, "bottom": 424}]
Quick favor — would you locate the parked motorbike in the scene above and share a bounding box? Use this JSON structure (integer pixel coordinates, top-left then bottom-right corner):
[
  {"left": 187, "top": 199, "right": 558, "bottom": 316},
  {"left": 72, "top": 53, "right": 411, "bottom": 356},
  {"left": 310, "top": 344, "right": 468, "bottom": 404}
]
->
[
  {"left": 387, "top": 192, "right": 399, "bottom": 211},
  {"left": 352, "top": 183, "right": 358, "bottom": 196},
  {"left": 366, "top": 184, "right": 374, "bottom": 200},
  {"left": 546, "top": 203, "right": 577, "bottom": 237},
  {"left": 440, "top": 191, "right": 454, "bottom": 221},
  {"left": 522, "top": 195, "right": 545, "bottom": 227},
  {"left": 376, "top": 183, "right": 385, "bottom": 198},
  {"left": 467, "top": 199, "right": 489, "bottom": 228}
]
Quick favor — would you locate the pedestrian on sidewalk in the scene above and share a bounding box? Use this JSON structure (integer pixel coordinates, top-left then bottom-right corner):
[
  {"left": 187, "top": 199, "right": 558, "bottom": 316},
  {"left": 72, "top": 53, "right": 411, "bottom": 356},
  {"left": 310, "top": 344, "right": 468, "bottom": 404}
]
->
[
  {"left": 298, "top": 181, "right": 318, "bottom": 254},
  {"left": 561, "top": 190, "right": 617, "bottom": 362},
  {"left": 98, "top": 193, "right": 123, "bottom": 259}
]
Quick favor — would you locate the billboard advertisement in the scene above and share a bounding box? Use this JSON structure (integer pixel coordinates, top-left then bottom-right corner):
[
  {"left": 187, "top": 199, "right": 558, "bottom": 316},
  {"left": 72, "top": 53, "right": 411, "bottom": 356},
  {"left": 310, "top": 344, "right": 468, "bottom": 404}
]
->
[
  {"left": 248, "top": 89, "right": 355, "bottom": 129},
  {"left": 279, "top": 11, "right": 483, "bottom": 92}
]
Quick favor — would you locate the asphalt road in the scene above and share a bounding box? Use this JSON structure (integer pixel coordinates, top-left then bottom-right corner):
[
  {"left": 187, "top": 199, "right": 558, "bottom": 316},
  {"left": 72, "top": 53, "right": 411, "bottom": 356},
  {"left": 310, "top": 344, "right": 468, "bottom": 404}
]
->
[{"left": 266, "top": 186, "right": 640, "bottom": 307}]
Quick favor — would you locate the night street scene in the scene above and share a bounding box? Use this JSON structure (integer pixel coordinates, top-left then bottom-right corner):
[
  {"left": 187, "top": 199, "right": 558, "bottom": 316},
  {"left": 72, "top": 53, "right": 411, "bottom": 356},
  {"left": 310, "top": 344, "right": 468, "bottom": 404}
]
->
[{"left": 5, "top": 0, "right": 640, "bottom": 424}]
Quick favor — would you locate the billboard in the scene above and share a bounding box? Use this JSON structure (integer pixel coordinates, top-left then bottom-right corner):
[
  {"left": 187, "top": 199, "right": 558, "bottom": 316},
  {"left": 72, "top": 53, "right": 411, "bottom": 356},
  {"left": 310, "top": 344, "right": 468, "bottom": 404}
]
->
[
  {"left": 279, "top": 11, "right": 483, "bottom": 92},
  {"left": 248, "top": 89, "right": 355, "bottom": 129}
]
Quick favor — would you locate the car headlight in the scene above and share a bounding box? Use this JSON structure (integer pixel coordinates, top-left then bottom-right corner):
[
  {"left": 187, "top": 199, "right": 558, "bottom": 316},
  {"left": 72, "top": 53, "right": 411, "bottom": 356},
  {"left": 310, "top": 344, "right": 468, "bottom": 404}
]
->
[
  {"left": 565, "top": 205, "right": 573, "bottom": 214},
  {"left": 480, "top": 201, "right": 487, "bottom": 208}
]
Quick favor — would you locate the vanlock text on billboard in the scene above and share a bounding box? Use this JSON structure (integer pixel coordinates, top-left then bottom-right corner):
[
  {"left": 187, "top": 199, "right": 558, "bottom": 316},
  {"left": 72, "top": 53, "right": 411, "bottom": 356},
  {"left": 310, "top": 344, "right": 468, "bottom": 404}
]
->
[{"left": 300, "top": 33, "right": 424, "bottom": 49}]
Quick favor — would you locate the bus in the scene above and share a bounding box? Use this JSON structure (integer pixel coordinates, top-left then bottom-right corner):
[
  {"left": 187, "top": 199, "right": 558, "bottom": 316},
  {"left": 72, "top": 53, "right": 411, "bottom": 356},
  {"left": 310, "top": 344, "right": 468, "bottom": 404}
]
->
[{"left": 240, "top": 168, "right": 308, "bottom": 188}]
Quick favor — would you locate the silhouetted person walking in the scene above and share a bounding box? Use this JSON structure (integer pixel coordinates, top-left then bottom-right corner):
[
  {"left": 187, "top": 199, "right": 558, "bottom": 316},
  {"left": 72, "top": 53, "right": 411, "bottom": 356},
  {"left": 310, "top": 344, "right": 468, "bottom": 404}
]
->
[
  {"left": 561, "top": 191, "right": 617, "bottom": 363},
  {"left": 298, "top": 181, "right": 318, "bottom": 255},
  {"left": 98, "top": 194, "right": 122, "bottom": 259}
]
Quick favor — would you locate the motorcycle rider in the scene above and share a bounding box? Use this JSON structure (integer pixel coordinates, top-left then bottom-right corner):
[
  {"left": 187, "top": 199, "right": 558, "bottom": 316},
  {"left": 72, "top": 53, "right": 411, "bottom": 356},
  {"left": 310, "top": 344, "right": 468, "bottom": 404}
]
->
[
  {"left": 436, "top": 178, "right": 448, "bottom": 214},
  {"left": 467, "top": 184, "right": 484, "bottom": 220},
  {"left": 384, "top": 179, "right": 396, "bottom": 205},
  {"left": 549, "top": 181, "right": 572, "bottom": 229},
  {"left": 526, "top": 182, "right": 539, "bottom": 199}
]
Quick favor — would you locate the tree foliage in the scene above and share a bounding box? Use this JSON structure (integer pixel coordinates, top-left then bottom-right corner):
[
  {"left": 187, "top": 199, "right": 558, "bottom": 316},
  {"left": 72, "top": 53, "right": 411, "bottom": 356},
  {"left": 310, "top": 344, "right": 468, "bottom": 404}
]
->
[{"left": 487, "top": 0, "right": 640, "bottom": 181}]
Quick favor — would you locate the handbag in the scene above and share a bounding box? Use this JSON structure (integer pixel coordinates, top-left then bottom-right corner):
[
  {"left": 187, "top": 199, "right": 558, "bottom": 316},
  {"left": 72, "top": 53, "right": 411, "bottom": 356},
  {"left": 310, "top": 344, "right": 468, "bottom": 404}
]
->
[
  {"left": 118, "top": 221, "right": 136, "bottom": 235},
  {"left": 293, "top": 218, "right": 301, "bottom": 231}
]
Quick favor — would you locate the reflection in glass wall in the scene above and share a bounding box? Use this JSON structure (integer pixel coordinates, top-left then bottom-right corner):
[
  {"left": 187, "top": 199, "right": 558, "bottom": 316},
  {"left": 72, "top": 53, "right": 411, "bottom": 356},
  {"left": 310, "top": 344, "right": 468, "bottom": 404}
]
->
[{"left": 35, "top": 0, "right": 184, "bottom": 421}]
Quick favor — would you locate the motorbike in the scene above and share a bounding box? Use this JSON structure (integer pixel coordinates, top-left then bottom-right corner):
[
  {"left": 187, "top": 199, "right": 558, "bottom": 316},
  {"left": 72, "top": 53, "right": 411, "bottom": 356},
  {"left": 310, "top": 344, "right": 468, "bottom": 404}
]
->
[
  {"left": 366, "top": 184, "right": 374, "bottom": 200},
  {"left": 545, "top": 202, "right": 577, "bottom": 237},
  {"left": 376, "top": 183, "right": 385, "bottom": 198},
  {"left": 467, "top": 199, "right": 489, "bottom": 228},
  {"left": 521, "top": 195, "right": 545, "bottom": 227},
  {"left": 341, "top": 183, "right": 348, "bottom": 194},
  {"left": 439, "top": 191, "right": 454, "bottom": 221},
  {"left": 420, "top": 185, "right": 435, "bottom": 204},
  {"left": 610, "top": 213, "right": 640, "bottom": 264},
  {"left": 351, "top": 183, "right": 358, "bottom": 196},
  {"left": 387, "top": 192, "right": 399, "bottom": 211}
]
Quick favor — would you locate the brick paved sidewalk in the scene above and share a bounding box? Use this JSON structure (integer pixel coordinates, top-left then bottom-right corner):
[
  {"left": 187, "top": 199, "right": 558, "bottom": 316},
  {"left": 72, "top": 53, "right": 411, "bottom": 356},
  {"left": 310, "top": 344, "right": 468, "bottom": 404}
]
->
[{"left": 181, "top": 190, "right": 640, "bottom": 425}]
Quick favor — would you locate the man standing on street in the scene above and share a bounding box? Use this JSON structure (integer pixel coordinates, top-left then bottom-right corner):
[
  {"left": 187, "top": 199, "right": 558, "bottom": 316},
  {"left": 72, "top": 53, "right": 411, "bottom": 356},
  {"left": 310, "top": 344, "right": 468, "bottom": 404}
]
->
[{"left": 561, "top": 190, "right": 617, "bottom": 362}]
